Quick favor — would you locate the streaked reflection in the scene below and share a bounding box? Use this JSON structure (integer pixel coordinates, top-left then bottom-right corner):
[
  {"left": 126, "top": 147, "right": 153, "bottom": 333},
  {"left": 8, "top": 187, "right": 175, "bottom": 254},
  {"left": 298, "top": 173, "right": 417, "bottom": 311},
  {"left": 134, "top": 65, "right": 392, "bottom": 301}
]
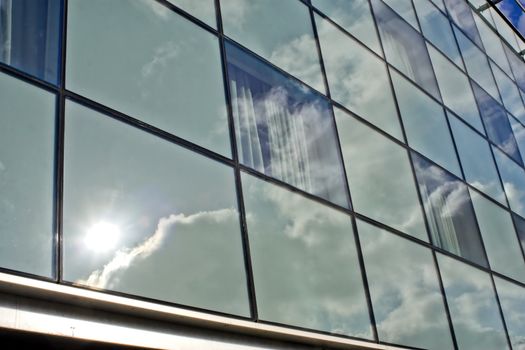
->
[
  {"left": 242, "top": 173, "right": 372, "bottom": 338},
  {"left": 63, "top": 101, "right": 249, "bottom": 316},
  {"left": 358, "top": 220, "right": 454, "bottom": 350},
  {"left": 316, "top": 15, "right": 402, "bottom": 139},
  {"left": 225, "top": 42, "right": 348, "bottom": 208},
  {"left": 494, "top": 277, "right": 525, "bottom": 350},
  {"left": 336, "top": 108, "right": 427, "bottom": 241},
  {"left": 221, "top": 0, "right": 325, "bottom": 92},
  {"left": 438, "top": 254, "right": 510, "bottom": 350},
  {"left": 412, "top": 152, "right": 488, "bottom": 267}
]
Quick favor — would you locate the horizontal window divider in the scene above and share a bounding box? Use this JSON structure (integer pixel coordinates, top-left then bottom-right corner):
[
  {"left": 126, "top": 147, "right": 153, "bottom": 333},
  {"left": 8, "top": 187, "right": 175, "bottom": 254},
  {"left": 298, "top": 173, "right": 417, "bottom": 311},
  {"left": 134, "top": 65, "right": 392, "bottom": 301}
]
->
[{"left": 0, "top": 62, "right": 60, "bottom": 94}]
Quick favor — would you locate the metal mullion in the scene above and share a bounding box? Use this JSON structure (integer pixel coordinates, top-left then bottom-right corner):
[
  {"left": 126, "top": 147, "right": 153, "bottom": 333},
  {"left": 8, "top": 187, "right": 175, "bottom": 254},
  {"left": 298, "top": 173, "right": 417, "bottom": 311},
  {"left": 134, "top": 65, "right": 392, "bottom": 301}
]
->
[
  {"left": 152, "top": 0, "right": 218, "bottom": 36},
  {"left": 214, "top": 0, "right": 258, "bottom": 322},
  {"left": 488, "top": 273, "right": 514, "bottom": 350},
  {"left": 0, "top": 62, "right": 58, "bottom": 93}
]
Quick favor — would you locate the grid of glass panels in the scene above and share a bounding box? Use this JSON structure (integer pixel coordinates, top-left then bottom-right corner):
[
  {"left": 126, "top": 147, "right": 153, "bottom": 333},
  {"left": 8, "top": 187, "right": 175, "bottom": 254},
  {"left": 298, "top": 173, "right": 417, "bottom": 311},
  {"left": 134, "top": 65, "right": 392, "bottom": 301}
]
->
[{"left": 1, "top": 0, "right": 525, "bottom": 349}]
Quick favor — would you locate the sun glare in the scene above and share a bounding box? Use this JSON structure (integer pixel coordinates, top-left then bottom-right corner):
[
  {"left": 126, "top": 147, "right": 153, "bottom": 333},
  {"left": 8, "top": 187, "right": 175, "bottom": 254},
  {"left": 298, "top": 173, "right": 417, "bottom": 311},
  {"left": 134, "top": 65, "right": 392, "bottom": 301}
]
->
[{"left": 84, "top": 222, "right": 121, "bottom": 253}]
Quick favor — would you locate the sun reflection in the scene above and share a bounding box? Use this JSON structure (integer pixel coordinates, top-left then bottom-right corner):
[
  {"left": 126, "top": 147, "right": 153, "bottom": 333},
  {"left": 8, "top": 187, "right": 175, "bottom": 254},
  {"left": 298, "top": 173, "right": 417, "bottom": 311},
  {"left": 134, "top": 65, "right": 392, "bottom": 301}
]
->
[{"left": 84, "top": 222, "right": 121, "bottom": 253}]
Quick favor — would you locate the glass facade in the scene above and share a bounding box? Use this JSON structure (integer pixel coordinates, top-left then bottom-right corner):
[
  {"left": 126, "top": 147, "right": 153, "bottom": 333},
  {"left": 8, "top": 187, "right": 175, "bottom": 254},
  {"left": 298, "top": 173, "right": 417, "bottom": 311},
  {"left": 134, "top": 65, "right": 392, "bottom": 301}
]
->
[{"left": 2, "top": 1, "right": 525, "bottom": 349}]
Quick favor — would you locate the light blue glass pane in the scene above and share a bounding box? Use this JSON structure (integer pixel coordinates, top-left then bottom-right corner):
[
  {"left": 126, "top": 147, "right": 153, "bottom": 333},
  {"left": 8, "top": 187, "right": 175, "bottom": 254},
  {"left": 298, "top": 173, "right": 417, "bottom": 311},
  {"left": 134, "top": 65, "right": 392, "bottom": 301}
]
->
[
  {"left": 494, "top": 277, "right": 525, "bottom": 350},
  {"left": 242, "top": 173, "right": 372, "bottom": 338},
  {"left": 358, "top": 220, "right": 454, "bottom": 350},
  {"left": 414, "top": 0, "right": 463, "bottom": 68},
  {"left": 167, "top": 0, "right": 216, "bottom": 27},
  {"left": 335, "top": 108, "right": 427, "bottom": 241},
  {"left": 381, "top": 0, "right": 419, "bottom": 29},
  {"left": 504, "top": 44, "right": 525, "bottom": 92},
  {"left": 66, "top": 0, "right": 230, "bottom": 156},
  {"left": 438, "top": 254, "right": 510, "bottom": 350},
  {"left": 0, "top": 72, "right": 55, "bottom": 277},
  {"left": 63, "top": 101, "right": 249, "bottom": 316},
  {"left": 311, "top": 0, "right": 382, "bottom": 55},
  {"left": 316, "top": 15, "right": 402, "bottom": 139},
  {"left": 492, "top": 62, "right": 525, "bottom": 123},
  {"left": 494, "top": 147, "right": 525, "bottom": 217},
  {"left": 391, "top": 70, "right": 461, "bottom": 177},
  {"left": 225, "top": 42, "right": 349, "bottom": 208},
  {"left": 428, "top": 45, "right": 484, "bottom": 133},
  {"left": 450, "top": 114, "right": 506, "bottom": 204},
  {"left": 221, "top": 0, "right": 324, "bottom": 92},
  {"left": 474, "top": 14, "right": 513, "bottom": 76},
  {"left": 470, "top": 190, "right": 525, "bottom": 283},
  {"left": 372, "top": 0, "right": 441, "bottom": 101}
]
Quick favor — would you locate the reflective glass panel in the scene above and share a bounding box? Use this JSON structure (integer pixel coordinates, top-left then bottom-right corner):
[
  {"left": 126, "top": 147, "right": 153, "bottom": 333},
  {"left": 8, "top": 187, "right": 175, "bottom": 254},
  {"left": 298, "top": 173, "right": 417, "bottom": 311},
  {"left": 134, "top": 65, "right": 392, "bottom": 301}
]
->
[
  {"left": 63, "top": 101, "right": 249, "bottom": 316},
  {"left": 0, "top": 0, "right": 62, "bottom": 84},
  {"left": 413, "top": 152, "right": 487, "bottom": 266},
  {"left": 470, "top": 190, "right": 525, "bottom": 283},
  {"left": 0, "top": 72, "right": 55, "bottom": 277},
  {"left": 504, "top": 44, "right": 525, "bottom": 92},
  {"left": 66, "top": 0, "right": 230, "bottom": 156},
  {"left": 473, "top": 14, "right": 513, "bottom": 76},
  {"left": 311, "top": 0, "right": 381, "bottom": 55},
  {"left": 491, "top": 62, "right": 525, "bottom": 123},
  {"left": 358, "top": 220, "right": 454, "bottom": 350},
  {"left": 454, "top": 26, "right": 500, "bottom": 101},
  {"left": 450, "top": 114, "right": 506, "bottom": 204},
  {"left": 391, "top": 70, "right": 461, "bottom": 177},
  {"left": 471, "top": 82, "right": 523, "bottom": 165},
  {"left": 316, "top": 15, "right": 402, "bottom": 139},
  {"left": 510, "top": 116, "right": 525, "bottom": 170},
  {"left": 512, "top": 213, "right": 525, "bottom": 262},
  {"left": 372, "top": 0, "right": 441, "bottom": 100},
  {"left": 428, "top": 45, "right": 484, "bottom": 133},
  {"left": 494, "top": 147, "right": 525, "bottom": 217},
  {"left": 438, "top": 254, "right": 510, "bottom": 350},
  {"left": 225, "top": 42, "right": 348, "bottom": 208},
  {"left": 381, "top": 0, "right": 419, "bottom": 29},
  {"left": 242, "top": 173, "right": 372, "bottom": 338},
  {"left": 443, "top": 0, "right": 484, "bottom": 48},
  {"left": 494, "top": 277, "right": 525, "bottom": 350},
  {"left": 220, "top": 0, "right": 324, "bottom": 92},
  {"left": 336, "top": 108, "right": 427, "bottom": 241},
  {"left": 167, "top": 0, "right": 216, "bottom": 27},
  {"left": 414, "top": 0, "right": 463, "bottom": 68}
]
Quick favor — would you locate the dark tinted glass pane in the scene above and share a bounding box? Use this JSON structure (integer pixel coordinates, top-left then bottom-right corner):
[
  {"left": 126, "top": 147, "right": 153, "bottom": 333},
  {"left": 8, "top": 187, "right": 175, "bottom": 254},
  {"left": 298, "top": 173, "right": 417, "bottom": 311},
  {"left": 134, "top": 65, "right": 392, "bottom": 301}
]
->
[
  {"left": 413, "top": 152, "right": 488, "bottom": 267},
  {"left": 242, "top": 173, "right": 372, "bottom": 338},
  {"left": 226, "top": 42, "right": 348, "bottom": 208},
  {"left": 358, "top": 220, "right": 454, "bottom": 350},
  {"left": 63, "top": 101, "right": 249, "bottom": 316},
  {"left": 472, "top": 82, "right": 523, "bottom": 165},
  {"left": 0, "top": 0, "right": 62, "bottom": 84},
  {"left": 372, "top": 0, "right": 441, "bottom": 100},
  {"left": 0, "top": 72, "right": 55, "bottom": 277},
  {"left": 443, "top": 0, "right": 483, "bottom": 48}
]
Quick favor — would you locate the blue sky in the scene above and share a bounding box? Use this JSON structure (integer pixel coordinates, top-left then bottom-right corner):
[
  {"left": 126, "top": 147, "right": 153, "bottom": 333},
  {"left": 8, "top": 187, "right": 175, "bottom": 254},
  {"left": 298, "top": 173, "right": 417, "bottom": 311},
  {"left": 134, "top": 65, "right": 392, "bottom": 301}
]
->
[{"left": 497, "top": 0, "right": 525, "bottom": 37}]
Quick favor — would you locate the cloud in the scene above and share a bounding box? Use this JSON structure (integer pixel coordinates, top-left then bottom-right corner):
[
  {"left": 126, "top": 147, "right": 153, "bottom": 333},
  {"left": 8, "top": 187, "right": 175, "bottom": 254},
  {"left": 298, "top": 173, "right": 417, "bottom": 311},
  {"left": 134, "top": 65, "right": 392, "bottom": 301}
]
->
[{"left": 141, "top": 41, "right": 180, "bottom": 78}]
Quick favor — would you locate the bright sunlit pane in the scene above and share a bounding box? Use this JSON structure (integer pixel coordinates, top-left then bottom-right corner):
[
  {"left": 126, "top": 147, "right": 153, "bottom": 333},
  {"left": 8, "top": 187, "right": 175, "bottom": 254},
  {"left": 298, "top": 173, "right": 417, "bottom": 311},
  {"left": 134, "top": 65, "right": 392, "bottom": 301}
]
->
[{"left": 84, "top": 222, "right": 121, "bottom": 253}]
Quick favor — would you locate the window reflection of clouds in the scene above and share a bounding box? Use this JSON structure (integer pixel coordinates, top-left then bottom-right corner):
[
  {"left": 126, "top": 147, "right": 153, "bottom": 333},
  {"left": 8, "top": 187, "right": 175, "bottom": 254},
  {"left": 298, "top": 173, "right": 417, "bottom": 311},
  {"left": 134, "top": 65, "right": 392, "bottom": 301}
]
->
[
  {"left": 242, "top": 173, "right": 372, "bottom": 339},
  {"left": 494, "top": 147, "right": 525, "bottom": 217},
  {"left": 63, "top": 101, "right": 249, "bottom": 317},
  {"left": 166, "top": 0, "right": 216, "bottom": 27},
  {"left": 494, "top": 277, "right": 525, "bottom": 350},
  {"left": 491, "top": 62, "right": 525, "bottom": 124},
  {"left": 358, "top": 220, "right": 454, "bottom": 350}
]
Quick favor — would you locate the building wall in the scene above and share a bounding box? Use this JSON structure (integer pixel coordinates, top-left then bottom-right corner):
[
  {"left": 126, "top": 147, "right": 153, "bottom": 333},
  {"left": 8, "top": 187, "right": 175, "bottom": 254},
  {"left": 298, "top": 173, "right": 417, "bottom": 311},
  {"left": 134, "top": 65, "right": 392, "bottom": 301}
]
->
[{"left": 0, "top": 0, "right": 524, "bottom": 349}]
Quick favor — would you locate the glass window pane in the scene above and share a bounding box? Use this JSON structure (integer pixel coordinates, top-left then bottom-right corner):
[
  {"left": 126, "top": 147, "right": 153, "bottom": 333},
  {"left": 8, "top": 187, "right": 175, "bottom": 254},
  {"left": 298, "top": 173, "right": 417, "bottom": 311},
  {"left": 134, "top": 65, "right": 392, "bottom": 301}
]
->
[
  {"left": 470, "top": 190, "right": 525, "bottom": 283},
  {"left": 391, "top": 70, "right": 461, "bottom": 177},
  {"left": 449, "top": 114, "right": 506, "bottom": 204},
  {"left": 372, "top": 0, "right": 441, "bottom": 101},
  {"left": 413, "top": 152, "right": 487, "bottom": 266},
  {"left": 510, "top": 116, "right": 525, "bottom": 170},
  {"left": 454, "top": 26, "right": 501, "bottom": 101},
  {"left": 381, "top": 0, "right": 419, "bottom": 30},
  {"left": 474, "top": 14, "right": 513, "bottom": 77},
  {"left": 241, "top": 173, "right": 372, "bottom": 338},
  {"left": 428, "top": 45, "right": 484, "bottom": 133},
  {"left": 494, "top": 277, "right": 525, "bottom": 350},
  {"left": 220, "top": 0, "right": 324, "bottom": 92},
  {"left": 438, "top": 254, "right": 510, "bottom": 350},
  {"left": 414, "top": 0, "right": 463, "bottom": 68},
  {"left": 63, "top": 101, "right": 249, "bottom": 316},
  {"left": 225, "top": 42, "right": 348, "bottom": 208},
  {"left": 472, "top": 82, "right": 523, "bottom": 165},
  {"left": 491, "top": 62, "right": 525, "bottom": 124},
  {"left": 311, "top": 0, "right": 381, "bottom": 55},
  {"left": 316, "top": 15, "right": 402, "bottom": 139},
  {"left": 358, "top": 220, "right": 454, "bottom": 350},
  {"left": 336, "top": 108, "right": 427, "bottom": 241},
  {"left": 66, "top": 0, "right": 230, "bottom": 156},
  {"left": 0, "top": 0, "right": 62, "bottom": 84},
  {"left": 167, "top": 0, "right": 216, "bottom": 27},
  {"left": 504, "top": 44, "right": 525, "bottom": 92},
  {"left": 512, "top": 213, "right": 525, "bottom": 264},
  {"left": 494, "top": 147, "right": 525, "bottom": 217},
  {"left": 444, "top": 0, "right": 484, "bottom": 48},
  {"left": 0, "top": 72, "right": 55, "bottom": 277}
]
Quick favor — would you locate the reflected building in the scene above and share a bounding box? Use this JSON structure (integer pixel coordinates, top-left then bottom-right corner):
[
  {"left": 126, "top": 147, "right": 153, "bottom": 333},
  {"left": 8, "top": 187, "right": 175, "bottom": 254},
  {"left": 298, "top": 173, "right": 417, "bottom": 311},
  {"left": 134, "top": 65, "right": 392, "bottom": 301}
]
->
[{"left": 1, "top": 1, "right": 525, "bottom": 350}]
